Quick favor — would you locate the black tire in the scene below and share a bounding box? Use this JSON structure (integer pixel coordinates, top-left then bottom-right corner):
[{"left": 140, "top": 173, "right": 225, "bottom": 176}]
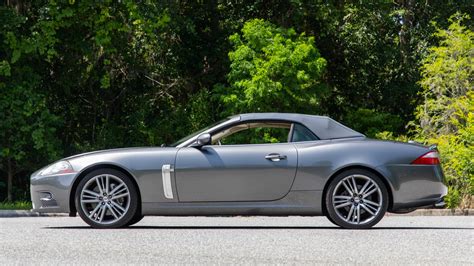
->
[
  {"left": 126, "top": 213, "right": 144, "bottom": 226},
  {"left": 75, "top": 168, "right": 139, "bottom": 229},
  {"left": 325, "top": 169, "right": 388, "bottom": 229},
  {"left": 324, "top": 211, "right": 339, "bottom": 227}
]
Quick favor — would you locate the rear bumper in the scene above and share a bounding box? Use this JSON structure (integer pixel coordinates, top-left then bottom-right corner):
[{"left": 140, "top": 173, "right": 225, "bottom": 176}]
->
[
  {"left": 433, "top": 198, "right": 446, "bottom": 208},
  {"left": 30, "top": 173, "right": 77, "bottom": 213},
  {"left": 377, "top": 164, "right": 448, "bottom": 212}
]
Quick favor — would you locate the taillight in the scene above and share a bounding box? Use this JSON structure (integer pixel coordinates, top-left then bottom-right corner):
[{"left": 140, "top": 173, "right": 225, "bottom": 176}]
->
[{"left": 411, "top": 151, "right": 440, "bottom": 165}]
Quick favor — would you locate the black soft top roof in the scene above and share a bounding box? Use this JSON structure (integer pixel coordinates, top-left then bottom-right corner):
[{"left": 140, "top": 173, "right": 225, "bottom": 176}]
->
[{"left": 235, "top": 113, "right": 365, "bottom": 140}]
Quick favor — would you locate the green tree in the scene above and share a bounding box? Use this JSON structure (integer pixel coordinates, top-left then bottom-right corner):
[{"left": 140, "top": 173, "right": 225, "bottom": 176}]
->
[
  {"left": 217, "top": 19, "right": 327, "bottom": 114},
  {"left": 428, "top": 94, "right": 473, "bottom": 209},
  {"left": 0, "top": 7, "right": 60, "bottom": 201},
  {"left": 416, "top": 13, "right": 473, "bottom": 137},
  {"left": 1, "top": 1, "right": 473, "bottom": 204},
  {"left": 344, "top": 109, "right": 403, "bottom": 138},
  {"left": 415, "top": 14, "right": 473, "bottom": 209}
]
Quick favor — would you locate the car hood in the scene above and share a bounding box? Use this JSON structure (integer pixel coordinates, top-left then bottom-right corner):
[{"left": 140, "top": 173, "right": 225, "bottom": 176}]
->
[{"left": 64, "top": 147, "right": 177, "bottom": 161}]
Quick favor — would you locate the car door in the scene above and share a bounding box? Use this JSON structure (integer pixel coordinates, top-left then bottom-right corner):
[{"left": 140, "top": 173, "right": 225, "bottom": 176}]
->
[{"left": 174, "top": 142, "right": 297, "bottom": 202}]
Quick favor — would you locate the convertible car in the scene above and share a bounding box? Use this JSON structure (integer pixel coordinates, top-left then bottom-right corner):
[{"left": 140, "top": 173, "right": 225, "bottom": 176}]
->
[{"left": 30, "top": 113, "right": 447, "bottom": 229}]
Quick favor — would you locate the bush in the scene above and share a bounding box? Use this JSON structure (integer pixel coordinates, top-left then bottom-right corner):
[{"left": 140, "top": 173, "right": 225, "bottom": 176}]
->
[
  {"left": 0, "top": 201, "right": 32, "bottom": 210},
  {"left": 425, "top": 93, "right": 473, "bottom": 209},
  {"left": 344, "top": 108, "right": 403, "bottom": 138},
  {"left": 378, "top": 14, "right": 473, "bottom": 209},
  {"left": 415, "top": 14, "right": 473, "bottom": 209}
]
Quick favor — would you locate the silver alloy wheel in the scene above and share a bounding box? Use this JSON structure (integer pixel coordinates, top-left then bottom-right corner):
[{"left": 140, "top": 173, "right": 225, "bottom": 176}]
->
[
  {"left": 332, "top": 174, "right": 383, "bottom": 225},
  {"left": 80, "top": 174, "right": 131, "bottom": 225}
]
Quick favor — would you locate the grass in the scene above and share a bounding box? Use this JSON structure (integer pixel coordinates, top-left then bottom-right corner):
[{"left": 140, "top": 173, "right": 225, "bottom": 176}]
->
[{"left": 0, "top": 201, "right": 32, "bottom": 210}]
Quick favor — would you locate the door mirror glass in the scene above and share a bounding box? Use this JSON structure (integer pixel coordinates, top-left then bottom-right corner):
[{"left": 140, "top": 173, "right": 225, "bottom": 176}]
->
[{"left": 192, "top": 133, "right": 211, "bottom": 148}]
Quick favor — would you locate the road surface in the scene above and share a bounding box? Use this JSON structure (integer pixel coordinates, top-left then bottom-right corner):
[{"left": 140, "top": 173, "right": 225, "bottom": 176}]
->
[{"left": 0, "top": 216, "right": 473, "bottom": 264}]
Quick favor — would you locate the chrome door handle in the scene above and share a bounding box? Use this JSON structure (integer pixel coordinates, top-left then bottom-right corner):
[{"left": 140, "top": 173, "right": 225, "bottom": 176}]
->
[{"left": 265, "top": 153, "right": 287, "bottom": 162}]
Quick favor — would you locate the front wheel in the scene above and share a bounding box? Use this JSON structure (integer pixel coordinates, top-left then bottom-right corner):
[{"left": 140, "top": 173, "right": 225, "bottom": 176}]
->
[
  {"left": 126, "top": 214, "right": 144, "bottom": 226},
  {"left": 325, "top": 169, "right": 388, "bottom": 229},
  {"left": 75, "top": 168, "right": 139, "bottom": 228}
]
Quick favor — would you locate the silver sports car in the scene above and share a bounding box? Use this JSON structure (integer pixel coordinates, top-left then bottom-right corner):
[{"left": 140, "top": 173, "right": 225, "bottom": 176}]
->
[{"left": 30, "top": 113, "right": 447, "bottom": 229}]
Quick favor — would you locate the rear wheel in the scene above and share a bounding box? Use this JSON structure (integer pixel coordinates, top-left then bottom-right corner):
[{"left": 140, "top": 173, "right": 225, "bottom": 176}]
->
[
  {"left": 325, "top": 169, "right": 388, "bottom": 229},
  {"left": 75, "top": 168, "right": 139, "bottom": 228}
]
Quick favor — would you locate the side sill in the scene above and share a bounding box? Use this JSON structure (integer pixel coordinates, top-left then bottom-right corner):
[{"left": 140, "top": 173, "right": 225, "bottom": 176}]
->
[{"left": 141, "top": 190, "right": 324, "bottom": 216}]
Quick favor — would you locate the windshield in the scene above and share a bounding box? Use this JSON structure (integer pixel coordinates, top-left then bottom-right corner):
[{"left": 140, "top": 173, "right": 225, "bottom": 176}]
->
[{"left": 170, "top": 117, "right": 232, "bottom": 147}]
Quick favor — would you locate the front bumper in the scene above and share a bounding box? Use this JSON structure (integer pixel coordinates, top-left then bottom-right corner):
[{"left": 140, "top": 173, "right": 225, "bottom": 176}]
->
[{"left": 30, "top": 173, "right": 77, "bottom": 213}]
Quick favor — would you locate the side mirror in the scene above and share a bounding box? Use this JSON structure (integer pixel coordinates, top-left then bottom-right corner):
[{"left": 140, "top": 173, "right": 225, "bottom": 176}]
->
[{"left": 192, "top": 133, "right": 211, "bottom": 148}]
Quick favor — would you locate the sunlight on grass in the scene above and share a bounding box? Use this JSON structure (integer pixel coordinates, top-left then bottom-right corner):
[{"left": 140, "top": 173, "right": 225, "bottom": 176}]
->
[{"left": 0, "top": 201, "right": 32, "bottom": 210}]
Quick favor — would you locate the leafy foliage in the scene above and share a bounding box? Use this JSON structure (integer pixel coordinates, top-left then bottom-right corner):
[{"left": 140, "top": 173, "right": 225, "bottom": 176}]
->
[
  {"left": 344, "top": 109, "right": 403, "bottom": 138},
  {"left": 416, "top": 13, "right": 473, "bottom": 137},
  {"left": 0, "top": 1, "right": 472, "bottom": 208},
  {"left": 218, "top": 19, "right": 327, "bottom": 114},
  {"left": 0, "top": 200, "right": 32, "bottom": 210},
  {"left": 414, "top": 15, "right": 473, "bottom": 209},
  {"left": 428, "top": 98, "right": 473, "bottom": 209},
  {"left": 0, "top": 6, "right": 61, "bottom": 201},
  {"left": 381, "top": 15, "right": 473, "bottom": 209}
]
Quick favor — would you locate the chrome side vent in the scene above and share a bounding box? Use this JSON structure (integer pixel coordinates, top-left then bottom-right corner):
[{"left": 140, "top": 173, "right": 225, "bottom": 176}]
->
[{"left": 162, "top": 164, "right": 174, "bottom": 199}]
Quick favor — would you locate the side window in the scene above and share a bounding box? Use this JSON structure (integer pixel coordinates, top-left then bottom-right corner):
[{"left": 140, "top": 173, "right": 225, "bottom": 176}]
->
[
  {"left": 212, "top": 122, "right": 291, "bottom": 145},
  {"left": 291, "top": 123, "right": 319, "bottom": 142}
]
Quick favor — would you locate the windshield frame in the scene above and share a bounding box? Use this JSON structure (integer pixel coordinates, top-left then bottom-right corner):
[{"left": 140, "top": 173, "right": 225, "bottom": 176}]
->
[{"left": 171, "top": 116, "right": 240, "bottom": 147}]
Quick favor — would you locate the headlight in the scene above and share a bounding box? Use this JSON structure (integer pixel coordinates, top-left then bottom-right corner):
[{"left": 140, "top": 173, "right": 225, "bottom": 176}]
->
[{"left": 40, "top": 161, "right": 74, "bottom": 176}]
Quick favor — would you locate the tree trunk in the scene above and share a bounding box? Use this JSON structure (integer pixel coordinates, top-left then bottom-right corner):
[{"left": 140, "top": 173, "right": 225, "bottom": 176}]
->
[
  {"left": 7, "top": 157, "right": 13, "bottom": 202},
  {"left": 5, "top": 0, "right": 30, "bottom": 14},
  {"left": 397, "top": 0, "right": 414, "bottom": 65}
]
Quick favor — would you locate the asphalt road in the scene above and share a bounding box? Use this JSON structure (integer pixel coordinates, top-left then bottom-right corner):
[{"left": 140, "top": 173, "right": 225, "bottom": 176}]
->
[{"left": 0, "top": 216, "right": 473, "bottom": 265}]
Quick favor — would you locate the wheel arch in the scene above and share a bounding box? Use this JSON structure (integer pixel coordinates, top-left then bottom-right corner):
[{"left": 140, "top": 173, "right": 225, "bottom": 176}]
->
[
  {"left": 69, "top": 163, "right": 142, "bottom": 216},
  {"left": 321, "top": 165, "right": 394, "bottom": 216}
]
